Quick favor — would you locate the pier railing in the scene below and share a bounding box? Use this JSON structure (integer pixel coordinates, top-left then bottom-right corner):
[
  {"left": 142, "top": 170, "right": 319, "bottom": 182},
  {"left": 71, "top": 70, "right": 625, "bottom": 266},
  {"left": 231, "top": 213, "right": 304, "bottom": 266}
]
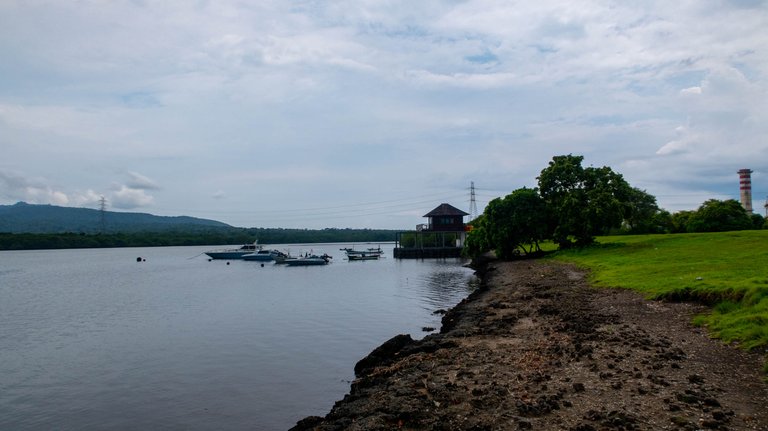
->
[{"left": 393, "top": 231, "right": 465, "bottom": 259}]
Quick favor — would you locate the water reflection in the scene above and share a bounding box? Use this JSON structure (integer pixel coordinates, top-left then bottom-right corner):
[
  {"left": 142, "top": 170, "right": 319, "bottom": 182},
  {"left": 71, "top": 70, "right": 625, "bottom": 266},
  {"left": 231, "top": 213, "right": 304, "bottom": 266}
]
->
[{"left": 417, "top": 263, "right": 477, "bottom": 310}]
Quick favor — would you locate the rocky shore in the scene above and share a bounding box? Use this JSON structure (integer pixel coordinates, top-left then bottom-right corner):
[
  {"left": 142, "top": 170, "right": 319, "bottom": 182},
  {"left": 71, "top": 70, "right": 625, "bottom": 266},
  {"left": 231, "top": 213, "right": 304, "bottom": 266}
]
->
[{"left": 291, "top": 260, "right": 768, "bottom": 430}]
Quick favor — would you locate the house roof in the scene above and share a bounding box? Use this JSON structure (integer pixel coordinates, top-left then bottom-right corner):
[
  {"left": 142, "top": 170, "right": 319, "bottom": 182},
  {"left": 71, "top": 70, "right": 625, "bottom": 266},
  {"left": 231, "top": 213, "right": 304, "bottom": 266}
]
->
[{"left": 423, "top": 203, "right": 470, "bottom": 217}]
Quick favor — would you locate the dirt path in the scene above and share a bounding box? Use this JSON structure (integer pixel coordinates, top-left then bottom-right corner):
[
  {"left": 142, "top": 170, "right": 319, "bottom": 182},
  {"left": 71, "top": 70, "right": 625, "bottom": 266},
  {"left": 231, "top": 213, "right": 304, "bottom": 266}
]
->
[{"left": 291, "top": 260, "right": 768, "bottom": 430}]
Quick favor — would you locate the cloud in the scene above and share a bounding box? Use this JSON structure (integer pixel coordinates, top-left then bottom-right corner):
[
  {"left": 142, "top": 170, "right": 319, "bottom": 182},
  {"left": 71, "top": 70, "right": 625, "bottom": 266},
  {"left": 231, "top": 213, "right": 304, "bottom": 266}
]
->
[
  {"left": 656, "top": 139, "right": 692, "bottom": 156},
  {"left": 110, "top": 185, "right": 154, "bottom": 209},
  {"left": 126, "top": 171, "right": 160, "bottom": 190},
  {"left": 1, "top": 1, "right": 767, "bottom": 227},
  {"left": 0, "top": 169, "right": 111, "bottom": 208},
  {"left": 0, "top": 170, "right": 69, "bottom": 205},
  {"left": 402, "top": 70, "right": 518, "bottom": 88},
  {"left": 680, "top": 86, "right": 702, "bottom": 95}
]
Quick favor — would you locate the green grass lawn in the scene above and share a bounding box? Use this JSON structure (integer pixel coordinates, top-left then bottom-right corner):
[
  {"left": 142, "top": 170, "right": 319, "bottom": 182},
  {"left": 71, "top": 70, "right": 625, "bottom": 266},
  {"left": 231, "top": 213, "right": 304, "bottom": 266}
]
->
[{"left": 550, "top": 230, "right": 768, "bottom": 359}]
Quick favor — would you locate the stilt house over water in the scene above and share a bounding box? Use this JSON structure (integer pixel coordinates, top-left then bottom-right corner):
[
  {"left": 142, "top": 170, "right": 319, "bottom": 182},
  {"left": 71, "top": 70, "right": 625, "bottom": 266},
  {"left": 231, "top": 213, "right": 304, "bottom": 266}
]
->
[{"left": 393, "top": 203, "right": 469, "bottom": 259}]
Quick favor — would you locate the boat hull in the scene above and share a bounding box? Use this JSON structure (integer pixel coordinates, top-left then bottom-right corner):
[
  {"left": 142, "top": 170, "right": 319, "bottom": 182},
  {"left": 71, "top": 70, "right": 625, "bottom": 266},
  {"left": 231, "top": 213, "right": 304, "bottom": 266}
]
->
[
  {"left": 284, "top": 255, "right": 331, "bottom": 266},
  {"left": 284, "top": 259, "right": 328, "bottom": 266},
  {"left": 242, "top": 250, "right": 285, "bottom": 261},
  {"left": 204, "top": 242, "right": 261, "bottom": 260},
  {"left": 347, "top": 254, "right": 380, "bottom": 261},
  {"left": 205, "top": 251, "right": 253, "bottom": 260}
]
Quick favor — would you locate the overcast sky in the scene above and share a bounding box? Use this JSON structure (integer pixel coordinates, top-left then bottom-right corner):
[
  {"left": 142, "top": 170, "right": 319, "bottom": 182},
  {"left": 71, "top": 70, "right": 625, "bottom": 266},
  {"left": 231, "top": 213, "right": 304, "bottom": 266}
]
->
[{"left": 1, "top": 0, "right": 766, "bottom": 229}]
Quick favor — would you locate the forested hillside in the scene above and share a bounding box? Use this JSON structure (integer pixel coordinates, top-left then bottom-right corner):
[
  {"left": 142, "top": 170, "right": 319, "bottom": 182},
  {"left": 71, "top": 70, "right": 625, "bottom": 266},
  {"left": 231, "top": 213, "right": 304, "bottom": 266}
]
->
[
  {"left": 0, "top": 202, "right": 398, "bottom": 250},
  {"left": 0, "top": 202, "right": 231, "bottom": 233}
]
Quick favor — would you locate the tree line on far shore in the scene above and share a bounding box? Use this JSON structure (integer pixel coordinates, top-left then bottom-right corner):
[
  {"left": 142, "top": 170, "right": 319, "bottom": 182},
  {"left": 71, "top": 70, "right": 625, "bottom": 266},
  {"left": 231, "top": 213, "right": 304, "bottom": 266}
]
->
[
  {"left": 465, "top": 154, "right": 766, "bottom": 259},
  {"left": 0, "top": 228, "right": 397, "bottom": 251}
]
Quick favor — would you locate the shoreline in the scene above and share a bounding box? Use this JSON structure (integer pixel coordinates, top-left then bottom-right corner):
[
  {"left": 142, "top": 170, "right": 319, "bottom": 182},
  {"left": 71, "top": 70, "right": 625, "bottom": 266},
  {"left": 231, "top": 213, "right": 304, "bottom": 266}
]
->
[{"left": 291, "top": 259, "right": 768, "bottom": 430}]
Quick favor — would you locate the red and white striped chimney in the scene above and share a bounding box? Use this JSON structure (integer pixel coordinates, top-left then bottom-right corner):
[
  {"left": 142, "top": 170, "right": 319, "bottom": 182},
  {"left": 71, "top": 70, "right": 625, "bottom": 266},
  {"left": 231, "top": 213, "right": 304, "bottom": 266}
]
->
[{"left": 738, "top": 169, "right": 753, "bottom": 212}]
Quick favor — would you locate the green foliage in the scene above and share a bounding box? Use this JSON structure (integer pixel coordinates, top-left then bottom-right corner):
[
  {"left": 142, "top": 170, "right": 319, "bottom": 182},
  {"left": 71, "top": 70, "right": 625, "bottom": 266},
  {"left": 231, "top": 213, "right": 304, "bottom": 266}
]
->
[
  {"left": 466, "top": 154, "right": 661, "bottom": 258},
  {"left": 687, "top": 199, "right": 753, "bottom": 233},
  {"left": 622, "top": 188, "right": 663, "bottom": 233},
  {"left": 463, "top": 215, "right": 490, "bottom": 259},
  {"left": 483, "top": 188, "right": 548, "bottom": 258},
  {"left": 671, "top": 210, "right": 695, "bottom": 233},
  {"left": 651, "top": 210, "right": 674, "bottom": 234},
  {"left": 552, "top": 230, "right": 768, "bottom": 352},
  {"left": 538, "top": 155, "right": 632, "bottom": 247},
  {"left": 751, "top": 213, "right": 765, "bottom": 230}
]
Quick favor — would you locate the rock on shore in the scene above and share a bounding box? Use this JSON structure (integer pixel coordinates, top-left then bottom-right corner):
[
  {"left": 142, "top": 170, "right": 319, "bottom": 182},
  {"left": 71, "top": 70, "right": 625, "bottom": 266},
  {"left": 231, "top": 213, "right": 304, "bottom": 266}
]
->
[{"left": 291, "top": 260, "right": 768, "bottom": 430}]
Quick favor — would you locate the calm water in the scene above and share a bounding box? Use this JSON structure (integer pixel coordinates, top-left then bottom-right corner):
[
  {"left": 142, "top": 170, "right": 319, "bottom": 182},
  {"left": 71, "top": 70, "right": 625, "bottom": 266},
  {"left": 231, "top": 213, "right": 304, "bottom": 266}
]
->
[{"left": 0, "top": 243, "right": 476, "bottom": 430}]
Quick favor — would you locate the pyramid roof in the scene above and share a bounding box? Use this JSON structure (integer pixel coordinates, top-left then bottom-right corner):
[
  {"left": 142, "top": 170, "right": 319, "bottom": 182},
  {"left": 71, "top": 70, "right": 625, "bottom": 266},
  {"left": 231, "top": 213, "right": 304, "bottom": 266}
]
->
[{"left": 423, "top": 203, "right": 469, "bottom": 217}]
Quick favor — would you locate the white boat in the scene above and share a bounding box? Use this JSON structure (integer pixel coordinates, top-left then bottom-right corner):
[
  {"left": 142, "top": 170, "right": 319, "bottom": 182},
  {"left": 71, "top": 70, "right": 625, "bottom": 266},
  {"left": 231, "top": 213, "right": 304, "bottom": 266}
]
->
[
  {"left": 274, "top": 253, "right": 291, "bottom": 264},
  {"left": 284, "top": 254, "right": 332, "bottom": 266},
  {"left": 242, "top": 249, "right": 287, "bottom": 262},
  {"left": 205, "top": 242, "right": 261, "bottom": 260}
]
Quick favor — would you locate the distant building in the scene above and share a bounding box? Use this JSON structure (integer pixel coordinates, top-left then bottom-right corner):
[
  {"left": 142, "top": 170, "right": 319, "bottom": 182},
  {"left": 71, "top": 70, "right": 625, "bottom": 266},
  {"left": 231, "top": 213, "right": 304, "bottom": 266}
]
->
[{"left": 394, "top": 203, "right": 469, "bottom": 259}]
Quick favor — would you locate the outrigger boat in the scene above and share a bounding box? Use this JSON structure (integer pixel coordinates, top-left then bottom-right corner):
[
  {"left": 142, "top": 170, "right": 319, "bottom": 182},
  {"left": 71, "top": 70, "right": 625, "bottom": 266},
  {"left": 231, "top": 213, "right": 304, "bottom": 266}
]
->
[
  {"left": 341, "top": 246, "right": 384, "bottom": 258},
  {"left": 347, "top": 252, "right": 380, "bottom": 261}
]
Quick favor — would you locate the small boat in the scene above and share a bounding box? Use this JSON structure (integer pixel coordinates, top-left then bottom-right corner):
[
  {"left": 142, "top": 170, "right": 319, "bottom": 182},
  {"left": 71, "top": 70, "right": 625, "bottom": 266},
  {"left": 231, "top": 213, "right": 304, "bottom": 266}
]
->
[
  {"left": 205, "top": 242, "right": 261, "bottom": 260},
  {"left": 284, "top": 254, "right": 332, "bottom": 266},
  {"left": 347, "top": 252, "right": 380, "bottom": 261},
  {"left": 342, "top": 246, "right": 384, "bottom": 258},
  {"left": 242, "top": 249, "right": 288, "bottom": 262}
]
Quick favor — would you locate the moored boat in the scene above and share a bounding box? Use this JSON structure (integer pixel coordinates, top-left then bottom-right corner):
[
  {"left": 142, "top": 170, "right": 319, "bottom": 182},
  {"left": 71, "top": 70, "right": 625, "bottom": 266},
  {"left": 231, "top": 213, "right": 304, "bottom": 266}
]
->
[
  {"left": 242, "top": 249, "right": 288, "bottom": 262},
  {"left": 205, "top": 242, "right": 261, "bottom": 260},
  {"left": 342, "top": 246, "right": 384, "bottom": 258},
  {"left": 284, "top": 254, "right": 332, "bottom": 266},
  {"left": 347, "top": 252, "right": 380, "bottom": 261}
]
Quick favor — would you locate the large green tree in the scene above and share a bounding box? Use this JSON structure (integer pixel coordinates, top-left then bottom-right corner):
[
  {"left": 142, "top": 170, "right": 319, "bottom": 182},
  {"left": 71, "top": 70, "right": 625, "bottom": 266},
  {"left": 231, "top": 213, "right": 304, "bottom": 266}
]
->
[
  {"left": 483, "top": 188, "right": 549, "bottom": 258},
  {"left": 686, "top": 199, "right": 753, "bottom": 232},
  {"left": 462, "top": 214, "right": 489, "bottom": 260},
  {"left": 537, "top": 155, "right": 632, "bottom": 247},
  {"left": 623, "top": 187, "right": 662, "bottom": 233},
  {"left": 670, "top": 210, "right": 695, "bottom": 233}
]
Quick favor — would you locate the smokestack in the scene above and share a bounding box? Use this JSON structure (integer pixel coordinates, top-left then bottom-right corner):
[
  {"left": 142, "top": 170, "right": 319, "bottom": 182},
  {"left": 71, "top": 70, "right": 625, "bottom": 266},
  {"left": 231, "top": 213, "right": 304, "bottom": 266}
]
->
[{"left": 738, "top": 169, "right": 753, "bottom": 212}]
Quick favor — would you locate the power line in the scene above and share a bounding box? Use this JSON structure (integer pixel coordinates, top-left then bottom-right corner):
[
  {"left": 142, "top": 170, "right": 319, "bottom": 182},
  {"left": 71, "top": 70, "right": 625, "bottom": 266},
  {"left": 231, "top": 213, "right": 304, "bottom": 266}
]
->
[{"left": 153, "top": 191, "right": 469, "bottom": 220}]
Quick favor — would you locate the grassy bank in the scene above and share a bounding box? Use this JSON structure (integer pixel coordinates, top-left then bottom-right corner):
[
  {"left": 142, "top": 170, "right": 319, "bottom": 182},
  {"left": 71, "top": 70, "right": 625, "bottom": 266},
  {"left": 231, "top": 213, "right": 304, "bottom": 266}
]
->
[{"left": 551, "top": 231, "right": 768, "bottom": 362}]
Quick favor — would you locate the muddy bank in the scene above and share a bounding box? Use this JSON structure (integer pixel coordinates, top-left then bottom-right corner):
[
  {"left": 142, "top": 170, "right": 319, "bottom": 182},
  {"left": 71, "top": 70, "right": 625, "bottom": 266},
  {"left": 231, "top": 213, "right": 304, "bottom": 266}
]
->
[{"left": 291, "top": 260, "right": 768, "bottom": 430}]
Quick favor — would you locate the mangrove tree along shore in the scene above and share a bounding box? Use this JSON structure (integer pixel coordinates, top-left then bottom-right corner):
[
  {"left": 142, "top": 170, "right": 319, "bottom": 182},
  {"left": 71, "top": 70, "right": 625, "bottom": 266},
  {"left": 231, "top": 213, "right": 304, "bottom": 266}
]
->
[{"left": 292, "top": 260, "right": 767, "bottom": 430}]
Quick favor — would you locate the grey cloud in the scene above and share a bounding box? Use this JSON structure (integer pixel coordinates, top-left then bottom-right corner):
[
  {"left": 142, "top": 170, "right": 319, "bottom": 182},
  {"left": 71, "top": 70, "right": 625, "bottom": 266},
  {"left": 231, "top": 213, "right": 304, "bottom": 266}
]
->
[
  {"left": 126, "top": 172, "right": 161, "bottom": 190},
  {"left": 110, "top": 186, "right": 154, "bottom": 209}
]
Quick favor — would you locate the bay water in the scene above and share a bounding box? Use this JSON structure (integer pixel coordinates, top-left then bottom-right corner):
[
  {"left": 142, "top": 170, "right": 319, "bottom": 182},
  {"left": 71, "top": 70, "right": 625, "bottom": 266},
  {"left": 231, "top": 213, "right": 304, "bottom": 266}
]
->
[{"left": 0, "top": 243, "right": 477, "bottom": 430}]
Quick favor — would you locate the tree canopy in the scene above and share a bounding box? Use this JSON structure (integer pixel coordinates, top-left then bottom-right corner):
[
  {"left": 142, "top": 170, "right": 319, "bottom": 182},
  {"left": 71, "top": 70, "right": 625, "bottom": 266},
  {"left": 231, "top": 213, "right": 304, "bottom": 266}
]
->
[
  {"left": 686, "top": 199, "right": 753, "bottom": 233},
  {"left": 464, "top": 154, "right": 763, "bottom": 261},
  {"left": 483, "top": 188, "right": 548, "bottom": 258},
  {"left": 537, "top": 155, "right": 633, "bottom": 247}
]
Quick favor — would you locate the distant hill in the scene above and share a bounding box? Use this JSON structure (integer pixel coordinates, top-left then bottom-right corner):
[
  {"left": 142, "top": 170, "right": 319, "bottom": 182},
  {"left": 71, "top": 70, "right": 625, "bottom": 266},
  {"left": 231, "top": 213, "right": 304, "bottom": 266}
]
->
[{"left": 0, "top": 202, "right": 232, "bottom": 233}]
